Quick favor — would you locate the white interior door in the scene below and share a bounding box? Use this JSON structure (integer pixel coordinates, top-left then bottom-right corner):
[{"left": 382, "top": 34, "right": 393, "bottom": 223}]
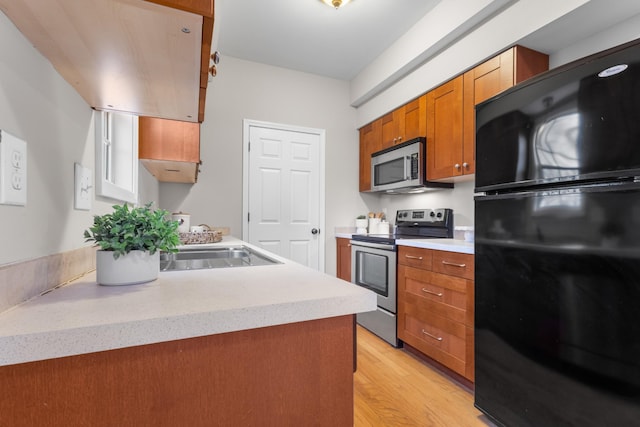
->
[{"left": 243, "top": 120, "right": 324, "bottom": 271}]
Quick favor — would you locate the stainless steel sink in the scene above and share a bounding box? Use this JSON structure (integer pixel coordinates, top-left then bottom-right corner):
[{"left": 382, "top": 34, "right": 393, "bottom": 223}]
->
[{"left": 160, "top": 246, "right": 281, "bottom": 271}]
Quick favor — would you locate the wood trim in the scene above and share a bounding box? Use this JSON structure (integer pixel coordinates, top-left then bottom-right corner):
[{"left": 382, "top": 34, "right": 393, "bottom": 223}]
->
[
  {"left": 145, "top": 0, "right": 214, "bottom": 17},
  {"left": 0, "top": 316, "right": 355, "bottom": 427}
]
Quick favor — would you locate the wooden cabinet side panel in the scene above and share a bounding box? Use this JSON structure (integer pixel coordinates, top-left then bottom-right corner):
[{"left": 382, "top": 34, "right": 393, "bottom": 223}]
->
[
  {"left": 359, "top": 120, "right": 381, "bottom": 192},
  {"left": 0, "top": 316, "right": 355, "bottom": 427},
  {"left": 513, "top": 45, "right": 550, "bottom": 84},
  {"left": 336, "top": 238, "right": 352, "bottom": 282},
  {"left": 462, "top": 70, "right": 476, "bottom": 175}
]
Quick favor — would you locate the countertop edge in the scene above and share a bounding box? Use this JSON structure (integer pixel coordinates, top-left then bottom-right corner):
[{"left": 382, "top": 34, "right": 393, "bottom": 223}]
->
[
  {"left": 0, "top": 238, "right": 377, "bottom": 366},
  {"left": 0, "top": 295, "right": 374, "bottom": 366}
]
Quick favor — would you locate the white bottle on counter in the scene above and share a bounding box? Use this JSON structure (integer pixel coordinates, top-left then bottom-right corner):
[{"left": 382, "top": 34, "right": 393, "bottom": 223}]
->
[{"left": 378, "top": 220, "right": 390, "bottom": 235}]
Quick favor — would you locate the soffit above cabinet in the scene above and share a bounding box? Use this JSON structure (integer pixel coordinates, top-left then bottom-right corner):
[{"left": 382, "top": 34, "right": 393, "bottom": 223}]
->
[{"left": 0, "top": 0, "right": 210, "bottom": 122}]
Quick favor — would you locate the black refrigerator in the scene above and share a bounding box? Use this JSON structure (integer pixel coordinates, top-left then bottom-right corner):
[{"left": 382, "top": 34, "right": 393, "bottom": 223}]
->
[{"left": 474, "top": 38, "right": 640, "bottom": 427}]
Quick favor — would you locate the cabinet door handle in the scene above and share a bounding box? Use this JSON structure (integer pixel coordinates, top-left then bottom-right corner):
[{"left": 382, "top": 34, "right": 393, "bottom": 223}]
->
[
  {"left": 397, "top": 136, "right": 403, "bottom": 142},
  {"left": 454, "top": 163, "right": 461, "bottom": 170},
  {"left": 422, "top": 329, "right": 443, "bottom": 341},
  {"left": 405, "top": 254, "right": 423, "bottom": 260},
  {"left": 442, "top": 260, "right": 466, "bottom": 268},
  {"left": 421, "top": 288, "right": 443, "bottom": 297},
  {"left": 462, "top": 162, "right": 469, "bottom": 168}
]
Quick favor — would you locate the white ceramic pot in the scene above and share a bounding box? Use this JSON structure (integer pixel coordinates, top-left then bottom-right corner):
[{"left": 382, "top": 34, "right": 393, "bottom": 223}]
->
[
  {"left": 171, "top": 212, "right": 191, "bottom": 233},
  {"left": 96, "top": 250, "right": 159, "bottom": 286}
]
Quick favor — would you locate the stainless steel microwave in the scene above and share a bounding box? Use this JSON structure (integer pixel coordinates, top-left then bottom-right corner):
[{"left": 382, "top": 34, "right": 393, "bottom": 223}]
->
[{"left": 370, "top": 137, "right": 452, "bottom": 193}]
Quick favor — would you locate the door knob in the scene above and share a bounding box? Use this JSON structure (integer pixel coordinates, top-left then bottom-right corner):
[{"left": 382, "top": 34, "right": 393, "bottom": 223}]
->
[{"left": 311, "top": 228, "right": 320, "bottom": 235}]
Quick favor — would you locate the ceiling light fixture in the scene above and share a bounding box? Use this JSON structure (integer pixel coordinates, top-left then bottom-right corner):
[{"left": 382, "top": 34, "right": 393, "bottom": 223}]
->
[{"left": 321, "top": 0, "right": 351, "bottom": 9}]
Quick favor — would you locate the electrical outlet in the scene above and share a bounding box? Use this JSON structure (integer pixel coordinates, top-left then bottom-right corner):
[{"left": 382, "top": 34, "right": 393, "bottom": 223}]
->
[{"left": 0, "top": 130, "right": 27, "bottom": 206}]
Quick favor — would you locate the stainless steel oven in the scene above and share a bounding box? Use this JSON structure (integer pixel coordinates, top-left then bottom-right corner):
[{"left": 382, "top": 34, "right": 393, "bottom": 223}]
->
[
  {"left": 351, "top": 240, "right": 398, "bottom": 346},
  {"left": 350, "top": 208, "right": 454, "bottom": 348}
]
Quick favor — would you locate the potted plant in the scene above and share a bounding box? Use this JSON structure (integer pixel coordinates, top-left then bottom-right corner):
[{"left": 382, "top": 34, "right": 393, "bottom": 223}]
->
[{"left": 84, "top": 203, "right": 180, "bottom": 286}]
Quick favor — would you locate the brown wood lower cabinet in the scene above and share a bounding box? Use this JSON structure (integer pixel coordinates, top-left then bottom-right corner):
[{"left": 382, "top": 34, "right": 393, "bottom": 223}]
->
[
  {"left": 398, "top": 246, "right": 475, "bottom": 381},
  {"left": 0, "top": 315, "right": 355, "bottom": 427},
  {"left": 336, "top": 237, "right": 352, "bottom": 282}
]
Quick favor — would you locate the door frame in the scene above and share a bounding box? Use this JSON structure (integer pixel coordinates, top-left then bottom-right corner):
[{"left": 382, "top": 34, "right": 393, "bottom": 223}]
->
[{"left": 242, "top": 119, "right": 326, "bottom": 272}]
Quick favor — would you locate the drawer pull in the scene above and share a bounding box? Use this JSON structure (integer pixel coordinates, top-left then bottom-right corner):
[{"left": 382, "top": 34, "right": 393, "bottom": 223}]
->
[
  {"left": 421, "top": 288, "right": 443, "bottom": 297},
  {"left": 421, "top": 329, "right": 443, "bottom": 341},
  {"left": 405, "top": 255, "right": 423, "bottom": 260},
  {"left": 442, "top": 260, "right": 466, "bottom": 268}
]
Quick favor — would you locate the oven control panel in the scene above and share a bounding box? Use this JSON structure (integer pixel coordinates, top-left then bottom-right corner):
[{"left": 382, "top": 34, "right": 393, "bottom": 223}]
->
[{"left": 396, "top": 208, "right": 452, "bottom": 224}]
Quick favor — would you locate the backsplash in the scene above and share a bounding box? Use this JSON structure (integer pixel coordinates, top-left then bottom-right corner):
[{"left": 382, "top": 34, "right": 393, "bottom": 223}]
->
[{"left": 0, "top": 246, "right": 97, "bottom": 313}]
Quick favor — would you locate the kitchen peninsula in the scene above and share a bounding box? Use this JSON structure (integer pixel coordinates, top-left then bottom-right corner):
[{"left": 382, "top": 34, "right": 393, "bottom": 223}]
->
[{"left": 0, "top": 238, "right": 376, "bottom": 427}]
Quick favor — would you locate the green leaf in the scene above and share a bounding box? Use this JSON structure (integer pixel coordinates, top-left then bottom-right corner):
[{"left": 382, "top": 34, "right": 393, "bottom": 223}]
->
[{"left": 83, "top": 202, "right": 180, "bottom": 257}]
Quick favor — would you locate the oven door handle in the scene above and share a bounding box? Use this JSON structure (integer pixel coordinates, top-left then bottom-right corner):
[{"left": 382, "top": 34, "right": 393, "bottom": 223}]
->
[{"left": 350, "top": 241, "right": 396, "bottom": 251}]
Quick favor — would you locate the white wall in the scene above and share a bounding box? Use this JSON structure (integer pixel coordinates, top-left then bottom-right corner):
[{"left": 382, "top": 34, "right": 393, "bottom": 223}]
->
[
  {"left": 549, "top": 12, "right": 640, "bottom": 68},
  {"left": 158, "top": 56, "right": 368, "bottom": 274},
  {"left": 0, "top": 12, "right": 158, "bottom": 266},
  {"left": 353, "top": 0, "right": 591, "bottom": 127}
]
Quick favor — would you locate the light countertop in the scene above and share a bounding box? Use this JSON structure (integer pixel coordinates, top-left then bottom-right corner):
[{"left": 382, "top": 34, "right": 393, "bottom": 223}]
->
[
  {"left": 0, "top": 237, "right": 376, "bottom": 366},
  {"left": 336, "top": 233, "right": 474, "bottom": 254},
  {"left": 395, "top": 238, "right": 474, "bottom": 254}
]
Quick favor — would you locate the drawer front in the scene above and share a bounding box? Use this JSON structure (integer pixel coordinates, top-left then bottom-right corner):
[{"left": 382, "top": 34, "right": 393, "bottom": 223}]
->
[
  {"left": 432, "top": 251, "right": 474, "bottom": 280},
  {"left": 401, "top": 266, "right": 467, "bottom": 324},
  {"left": 401, "top": 314, "right": 466, "bottom": 376},
  {"left": 398, "top": 246, "right": 432, "bottom": 269}
]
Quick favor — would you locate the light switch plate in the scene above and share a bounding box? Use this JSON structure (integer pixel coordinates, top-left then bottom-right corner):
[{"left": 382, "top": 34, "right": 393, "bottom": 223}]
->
[
  {"left": 0, "top": 130, "right": 27, "bottom": 206},
  {"left": 74, "top": 163, "right": 92, "bottom": 210}
]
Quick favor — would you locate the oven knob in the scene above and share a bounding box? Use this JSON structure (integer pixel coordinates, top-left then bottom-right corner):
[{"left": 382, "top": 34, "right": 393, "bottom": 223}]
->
[
  {"left": 436, "top": 212, "right": 442, "bottom": 218},
  {"left": 429, "top": 211, "right": 435, "bottom": 217}
]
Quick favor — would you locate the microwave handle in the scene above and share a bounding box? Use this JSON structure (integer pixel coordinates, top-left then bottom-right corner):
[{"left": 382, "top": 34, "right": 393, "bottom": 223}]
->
[{"left": 405, "top": 155, "right": 411, "bottom": 180}]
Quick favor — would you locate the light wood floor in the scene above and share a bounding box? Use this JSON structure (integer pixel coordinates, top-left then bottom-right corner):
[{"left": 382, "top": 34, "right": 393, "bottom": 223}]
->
[{"left": 354, "top": 326, "right": 496, "bottom": 427}]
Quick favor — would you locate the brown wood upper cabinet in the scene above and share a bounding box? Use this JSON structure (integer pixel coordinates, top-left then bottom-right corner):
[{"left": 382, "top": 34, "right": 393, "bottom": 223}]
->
[
  {"left": 381, "top": 95, "right": 427, "bottom": 150},
  {"left": 0, "top": 0, "right": 213, "bottom": 123},
  {"left": 359, "top": 96, "right": 425, "bottom": 191},
  {"left": 357, "top": 45, "right": 547, "bottom": 188},
  {"left": 427, "top": 45, "right": 548, "bottom": 181},
  {"left": 426, "top": 75, "right": 464, "bottom": 181},
  {"left": 359, "top": 120, "right": 382, "bottom": 192},
  {"left": 139, "top": 117, "right": 201, "bottom": 183},
  {"left": 461, "top": 45, "right": 549, "bottom": 178}
]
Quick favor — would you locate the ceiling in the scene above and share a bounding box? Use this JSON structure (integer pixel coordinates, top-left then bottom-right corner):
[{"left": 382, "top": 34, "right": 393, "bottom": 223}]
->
[
  {"left": 215, "top": 0, "right": 440, "bottom": 81},
  {"left": 216, "top": 0, "right": 640, "bottom": 82}
]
